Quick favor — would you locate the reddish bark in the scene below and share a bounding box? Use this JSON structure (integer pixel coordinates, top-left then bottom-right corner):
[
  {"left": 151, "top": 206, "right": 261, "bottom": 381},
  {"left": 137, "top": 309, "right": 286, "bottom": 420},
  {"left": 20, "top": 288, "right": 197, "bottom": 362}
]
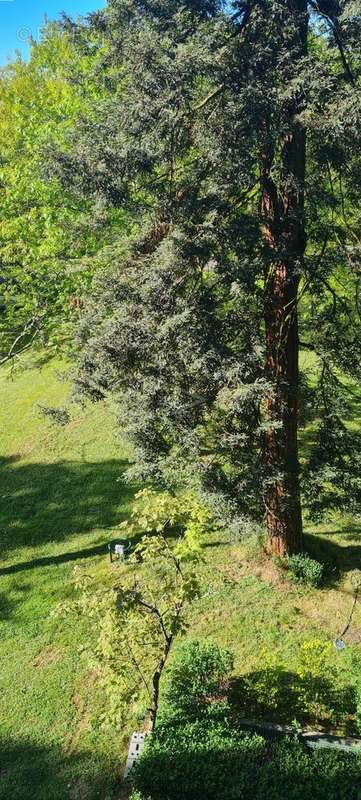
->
[{"left": 262, "top": 1, "right": 308, "bottom": 556}]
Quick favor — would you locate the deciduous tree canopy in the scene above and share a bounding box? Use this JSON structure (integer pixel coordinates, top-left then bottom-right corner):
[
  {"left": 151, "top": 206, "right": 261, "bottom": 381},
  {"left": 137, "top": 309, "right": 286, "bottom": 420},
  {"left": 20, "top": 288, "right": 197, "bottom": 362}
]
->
[{"left": 0, "top": 23, "right": 129, "bottom": 362}]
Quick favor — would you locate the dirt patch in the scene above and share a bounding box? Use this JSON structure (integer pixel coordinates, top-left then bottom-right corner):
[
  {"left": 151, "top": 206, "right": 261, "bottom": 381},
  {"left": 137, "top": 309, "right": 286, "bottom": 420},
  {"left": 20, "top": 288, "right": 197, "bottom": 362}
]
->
[
  {"left": 66, "top": 672, "right": 97, "bottom": 754},
  {"left": 248, "top": 557, "right": 285, "bottom": 588},
  {"left": 67, "top": 710, "right": 90, "bottom": 753},
  {"left": 32, "top": 646, "right": 62, "bottom": 668},
  {"left": 66, "top": 709, "right": 91, "bottom": 754},
  {"left": 345, "top": 626, "right": 361, "bottom": 644}
]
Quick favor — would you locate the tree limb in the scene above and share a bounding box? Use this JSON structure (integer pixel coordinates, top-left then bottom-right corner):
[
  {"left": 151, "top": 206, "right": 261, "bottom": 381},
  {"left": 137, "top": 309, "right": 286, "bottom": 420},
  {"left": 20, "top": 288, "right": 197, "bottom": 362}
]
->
[{"left": 310, "top": 1, "right": 356, "bottom": 86}]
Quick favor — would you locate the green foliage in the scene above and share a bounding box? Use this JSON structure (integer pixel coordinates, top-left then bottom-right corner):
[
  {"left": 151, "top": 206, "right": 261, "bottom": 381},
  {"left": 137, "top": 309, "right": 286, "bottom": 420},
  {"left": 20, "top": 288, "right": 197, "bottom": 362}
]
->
[
  {"left": 119, "top": 488, "right": 218, "bottom": 557},
  {"left": 50, "top": 0, "right": 361, "bottom": 534},
  {"left": 295, "top": 639, "right": 338, "bottom": 722},
  {"left": 296, "top": 639, "right": 333, "bottom": 680},
  {"left": 162, "top": 640, "right": 233, "bottom": 720},
  {"left": 131, "top": 720, "right": 361, "bottom": 800},
  {"left": 304, "top": 411, "right": 361, "bottom": 521},
  {"left": 130, "top": 793, "right": 148, "bottom": 800},
  {"left": 239, "top": 639, "right": 352, "bottom": 727},
  {"left": 242, "top": 649, "right": 285, "bottom": 712},
  {"left": 355, "top": 682, "right": 361, "bottom": 735},
  {"left": 350, "top": 633, "right": 361, "bottom": 735},
  {"left": 131, "top": 719, "right": 265, "bottom": 800},
  {"left": 58, "top": 533, "right": 200, "bottom": 728},
  {"left": 284, "top": 554, "right": 324, "bottom": 588},
  {"left": 0, "top": 24, "right": 131, "bottom": 364}
]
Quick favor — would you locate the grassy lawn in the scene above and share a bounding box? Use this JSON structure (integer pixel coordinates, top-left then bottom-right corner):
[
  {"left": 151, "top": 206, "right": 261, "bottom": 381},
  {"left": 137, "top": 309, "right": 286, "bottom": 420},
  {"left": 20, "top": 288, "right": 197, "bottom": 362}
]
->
[
  {"left": 1, "top": 356, "right": 361, "bottom": 799},
  {"left": 0, "top": 356, "right": 135, "bottom": 800}
]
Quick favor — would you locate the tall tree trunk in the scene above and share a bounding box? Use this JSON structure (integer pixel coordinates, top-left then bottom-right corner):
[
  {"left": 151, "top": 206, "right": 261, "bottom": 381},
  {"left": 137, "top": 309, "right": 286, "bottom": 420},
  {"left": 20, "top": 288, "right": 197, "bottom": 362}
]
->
[{"left": 262, "top": 1, "right": 308, "bottom": 557}]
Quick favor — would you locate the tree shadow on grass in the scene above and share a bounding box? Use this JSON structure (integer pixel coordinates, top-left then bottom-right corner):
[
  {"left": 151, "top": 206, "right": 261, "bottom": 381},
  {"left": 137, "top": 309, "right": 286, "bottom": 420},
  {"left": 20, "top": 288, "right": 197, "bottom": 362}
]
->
[
  {"left": 0, "top": 582, "right": 32, "bottom": 616},
  {"left": 314, "top": 522, "right": 361, "bottom": 542},
  {"left": 0, "top": 455, "right": 135, "bottom": 558},
  {"left": 229, "top": 669, "right": 356, "bottom": 734},
  {"left": 0, "top": 737, "right": 122, "bottom": 800},
  {"left": 304, "top": 531, "right": 361, "bottom": 586},
  {"left": 0, "top": 543, "right": 111, "bottom": 577}
]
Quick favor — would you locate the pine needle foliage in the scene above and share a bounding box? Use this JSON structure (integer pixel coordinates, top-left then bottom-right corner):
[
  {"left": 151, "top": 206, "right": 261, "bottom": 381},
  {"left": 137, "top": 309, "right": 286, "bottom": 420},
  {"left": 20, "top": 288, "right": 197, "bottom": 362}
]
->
[{"left": 49, "top": 1, "right": 361, "bottom": 547}]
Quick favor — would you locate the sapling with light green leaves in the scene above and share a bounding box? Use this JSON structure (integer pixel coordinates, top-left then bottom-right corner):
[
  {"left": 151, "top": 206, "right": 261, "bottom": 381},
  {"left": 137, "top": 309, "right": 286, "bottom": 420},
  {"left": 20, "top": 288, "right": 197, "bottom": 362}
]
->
[
  {"left": 118, "top": 487, "right": 219, "bottom": 558},
  {"left": 59, "top": 533, "right": 200, "bottom": 732}
]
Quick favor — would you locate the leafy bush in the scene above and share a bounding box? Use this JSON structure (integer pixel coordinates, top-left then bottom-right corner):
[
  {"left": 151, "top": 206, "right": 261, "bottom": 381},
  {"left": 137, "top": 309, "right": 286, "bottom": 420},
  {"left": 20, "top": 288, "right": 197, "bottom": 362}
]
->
[
  {"left": 241, "top": 649, "right": 286, "bottom": 713},
  {"left": 296, "top": 639, "right": 333, "bottom": 680},
  {"left": 130, "top": 793, "right": 149, "bottom": 800},
  {"left": 131, "top": 719, "right": 265, "bottom": 800},
  {"left": 131, "top": 721, "right": 361, "bottom": 800},
  {"left": 162, "top": 640, "right": 233, "bottom": 720},
  {"left": 257, "top": 739, "right": 361, "bottom": 800},
  {"left": 238, "top": 640, "right": 351, "bottom": 727},
  {"left": 355, "top": 681, "right": 361, "bottom": 736},
  {"left": 295, "top": 639, "right": 337, "bottom": 722},
  {"left": 284, "top": 553, "right": 324, "bottom": 587}
]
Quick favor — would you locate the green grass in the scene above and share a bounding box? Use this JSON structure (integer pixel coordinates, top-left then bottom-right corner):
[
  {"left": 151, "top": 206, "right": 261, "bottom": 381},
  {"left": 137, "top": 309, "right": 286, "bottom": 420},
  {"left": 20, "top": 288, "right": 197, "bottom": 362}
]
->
[
  {"left": 1, "top": 356, "right": 361, "bottom": 799},
  {"left": 0, "top": 356, "right": 135, "bottom": 800}
]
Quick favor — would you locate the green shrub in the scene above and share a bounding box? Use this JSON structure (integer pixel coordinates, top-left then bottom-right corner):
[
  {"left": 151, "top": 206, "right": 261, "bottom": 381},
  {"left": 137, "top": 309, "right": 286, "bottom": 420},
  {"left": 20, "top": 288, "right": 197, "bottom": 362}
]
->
[
  {"left": 240, "top": 649, "right": 289, "bottom": 715},
  {"left": 131, "top": 722, "right": 361, "bottom": 800},
  {"left": 239, "top": 640, "right": 352, "bottom": 727},
  {"left": 295, "top": 638, "right": 338, "bottom": 723},
  {"left": 131, "top": 719, "right": 265, "bottom": 800},
  {"left": 356, "top": 682, "right": 361, "bottom": 735},
  {"left": 257, "top": 739, "right": 361, "bottom": 800},
  {"left": 284, "top": 553, "right": 324, "bottom": 587},
  {"left": 296, "top": 639, "right": 333, "bottom": 679},
  {"left": 162, "top": 640, "right": 234, "bottom": 720}
]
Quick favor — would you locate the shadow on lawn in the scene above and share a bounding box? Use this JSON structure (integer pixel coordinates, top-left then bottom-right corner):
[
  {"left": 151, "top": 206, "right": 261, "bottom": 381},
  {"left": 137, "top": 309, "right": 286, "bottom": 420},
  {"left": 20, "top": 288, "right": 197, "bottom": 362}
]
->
[
  {"left": 229, "top": 668, "right": 356, "bottom": 734},
  {"left": 0, "top": 583, "right": 32, "bottom": 615},
  {"left": 304, "top": 531, "right": 361, "bottom": 586},
  {"left": 0, "top": 737, "right": 121, "bottom": 800},
  {"left": 0, "top": 455, "right": 134, "bottom": 557},
  {"left": 0, "top": 543, "right": 110, "bottom": 576}
]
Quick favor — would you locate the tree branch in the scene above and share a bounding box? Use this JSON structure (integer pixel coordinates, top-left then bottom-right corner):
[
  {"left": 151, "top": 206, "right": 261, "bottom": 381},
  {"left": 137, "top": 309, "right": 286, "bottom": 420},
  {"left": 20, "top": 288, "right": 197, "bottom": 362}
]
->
[
  {"left": 133, "top": 594, "right": 172, "bottom": 644},
  {"left": 0, "top": 318, "right": 42, "bottom": 366},
  {"left": 122, "top": 632, "right": 152, "bottom": 698},
  {"left": 190, "top": 3, "right": 254, "bottom": 115},
  {"left": 310, "top": 2, "right": 355, "bottom": 86}
]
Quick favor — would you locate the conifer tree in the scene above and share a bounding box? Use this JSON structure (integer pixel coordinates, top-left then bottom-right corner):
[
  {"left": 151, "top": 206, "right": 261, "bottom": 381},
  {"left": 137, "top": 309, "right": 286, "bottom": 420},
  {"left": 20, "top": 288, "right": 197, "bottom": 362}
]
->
[{"left": 52, "top": 0, "right": 361, "bottom": 555}]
